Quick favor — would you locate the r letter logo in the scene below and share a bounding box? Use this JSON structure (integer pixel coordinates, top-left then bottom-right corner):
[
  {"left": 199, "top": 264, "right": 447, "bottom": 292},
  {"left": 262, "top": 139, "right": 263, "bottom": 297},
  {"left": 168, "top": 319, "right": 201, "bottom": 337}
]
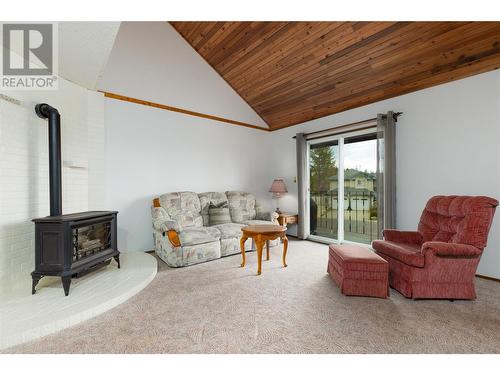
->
[{"left": 1, "top": 23, "right": 58, "bottom": 90}]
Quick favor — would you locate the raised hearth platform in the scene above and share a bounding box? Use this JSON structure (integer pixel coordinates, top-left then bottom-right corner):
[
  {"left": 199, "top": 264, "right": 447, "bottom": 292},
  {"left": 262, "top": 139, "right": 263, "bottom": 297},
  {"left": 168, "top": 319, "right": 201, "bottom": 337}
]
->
[{"left": 0, "top": 252, "right": 156, "bottom": 350}]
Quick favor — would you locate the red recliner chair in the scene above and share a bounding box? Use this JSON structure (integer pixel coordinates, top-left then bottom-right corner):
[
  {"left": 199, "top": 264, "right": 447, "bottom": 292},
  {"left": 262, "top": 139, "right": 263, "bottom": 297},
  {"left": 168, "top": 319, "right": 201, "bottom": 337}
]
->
[{"left": 372, "top": 195, "right": 498, "bottom": 300}]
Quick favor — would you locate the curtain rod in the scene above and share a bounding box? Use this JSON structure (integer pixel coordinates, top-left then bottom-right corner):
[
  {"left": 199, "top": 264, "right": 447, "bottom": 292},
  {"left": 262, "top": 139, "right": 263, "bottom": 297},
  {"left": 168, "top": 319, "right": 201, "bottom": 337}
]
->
[{"left": 291, "top": 112, "right": 403, "bottom": 139}]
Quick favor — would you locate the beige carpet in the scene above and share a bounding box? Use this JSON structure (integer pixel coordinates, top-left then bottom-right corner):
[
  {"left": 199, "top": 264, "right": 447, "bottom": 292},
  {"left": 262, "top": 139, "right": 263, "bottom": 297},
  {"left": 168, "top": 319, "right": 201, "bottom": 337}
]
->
[{"left": 4, "top": 239, "right": 500, "bottom": 354}]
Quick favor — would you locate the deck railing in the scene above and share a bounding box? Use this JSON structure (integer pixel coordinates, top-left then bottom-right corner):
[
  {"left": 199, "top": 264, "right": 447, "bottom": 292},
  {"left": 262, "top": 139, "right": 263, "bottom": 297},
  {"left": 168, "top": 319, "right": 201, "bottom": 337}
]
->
[{"left": 310, "top": 191, "right": 378, "bottom": 244}]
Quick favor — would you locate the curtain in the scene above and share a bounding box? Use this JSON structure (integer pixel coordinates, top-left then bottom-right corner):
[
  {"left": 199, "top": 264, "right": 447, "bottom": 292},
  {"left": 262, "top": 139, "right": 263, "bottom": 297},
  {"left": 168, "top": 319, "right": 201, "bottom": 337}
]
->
[
  {"left": 296, "top": 133, "right": 308, "bottom": 239},
  {"left": 376, "top": 111, "right": 397, "bottom": 238}
]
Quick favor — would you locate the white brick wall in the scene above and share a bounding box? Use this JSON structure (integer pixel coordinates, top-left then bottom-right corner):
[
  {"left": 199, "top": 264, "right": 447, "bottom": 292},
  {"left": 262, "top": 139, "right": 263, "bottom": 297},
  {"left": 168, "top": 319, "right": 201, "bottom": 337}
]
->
[
  {"left": 0, "top": 79, "right": 106, "bottom": 295},
  {"left": 87, "top": 91, "right": 106, "bottom": 210}
]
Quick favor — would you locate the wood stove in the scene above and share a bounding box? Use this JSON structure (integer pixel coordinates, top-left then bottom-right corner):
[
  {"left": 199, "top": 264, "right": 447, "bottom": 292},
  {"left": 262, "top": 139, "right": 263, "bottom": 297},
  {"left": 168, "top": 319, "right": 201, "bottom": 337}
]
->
[{"left": 31, "top": 103, "right": 119, "bottom": 296}]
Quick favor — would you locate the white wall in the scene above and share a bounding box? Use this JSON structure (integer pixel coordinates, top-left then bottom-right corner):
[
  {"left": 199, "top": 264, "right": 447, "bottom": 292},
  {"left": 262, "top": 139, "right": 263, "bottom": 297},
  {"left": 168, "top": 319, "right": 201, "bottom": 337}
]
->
[
  {"left": 0, "top": 81, "right": 106, "bottom": 294},
  {"left": 267, "top": 70, "right": 500, "bottom": 279},
  {"left": 59, "top": 22, "right": 120, "bottom": 90},
  {"left": 98, "top": 22, "right": 267, "bottom": 128},
  {"left": 105, "top": 98, "right": 273, "bottom": 252},
  {"left": 100, "top": 21, "right": 275, "bottom": 252}
]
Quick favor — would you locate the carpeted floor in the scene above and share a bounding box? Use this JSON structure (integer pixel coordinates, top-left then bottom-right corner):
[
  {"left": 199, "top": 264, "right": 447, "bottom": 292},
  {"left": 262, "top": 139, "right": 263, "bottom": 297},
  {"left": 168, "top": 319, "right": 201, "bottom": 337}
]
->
[{"left": 4, "top": 239, "right": 500, "bottom": 354}]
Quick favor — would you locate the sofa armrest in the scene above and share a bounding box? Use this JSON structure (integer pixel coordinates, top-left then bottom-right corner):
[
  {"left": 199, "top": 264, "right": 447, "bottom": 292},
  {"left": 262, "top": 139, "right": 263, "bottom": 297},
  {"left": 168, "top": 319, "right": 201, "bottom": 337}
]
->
[
  {"left": 270, "top": 211, "right": 279, "bottom": 224},
  {"left": 153, "top": 219, "right": 181, "bottom": 247},
  {"left": 153, "top": 231, "right": 184, "bottom": 267},
  {"left": 383, "top": 229, "right": 422, "bottom": 244},
  {"left": 151, "top": 206, "right": 182, "bottom": 232},
  {"left": 255, "top": 206, "right": 278, "bottom": 223},
  {"left": 422, "top": 241, "right": 482, "bottom": 257},
  {"left": 155, "top": 220, "right": 182, "bottom": 233}
]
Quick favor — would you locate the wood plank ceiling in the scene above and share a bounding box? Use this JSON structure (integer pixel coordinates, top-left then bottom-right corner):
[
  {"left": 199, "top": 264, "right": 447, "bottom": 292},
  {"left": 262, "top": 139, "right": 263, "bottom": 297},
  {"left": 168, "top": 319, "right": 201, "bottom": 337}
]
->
[{"left": 170, "top": 22, "right": 500, "bottom": 130}]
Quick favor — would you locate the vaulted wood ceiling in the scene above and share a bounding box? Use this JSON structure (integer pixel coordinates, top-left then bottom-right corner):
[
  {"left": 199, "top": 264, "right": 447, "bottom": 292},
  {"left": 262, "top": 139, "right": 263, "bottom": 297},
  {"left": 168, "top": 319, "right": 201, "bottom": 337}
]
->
[{"left": 170, "top": 22, "right": 500, "bottom": 130}]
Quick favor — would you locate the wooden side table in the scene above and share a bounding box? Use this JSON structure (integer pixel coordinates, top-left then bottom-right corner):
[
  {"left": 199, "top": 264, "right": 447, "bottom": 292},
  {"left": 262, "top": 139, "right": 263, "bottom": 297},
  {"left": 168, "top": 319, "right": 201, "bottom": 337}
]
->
[
  {"left": 277, "top": 213, "right": 298, "bottom": 227},
  {"left": 240, "top": 225, "right": 288, "bottom": 275}
]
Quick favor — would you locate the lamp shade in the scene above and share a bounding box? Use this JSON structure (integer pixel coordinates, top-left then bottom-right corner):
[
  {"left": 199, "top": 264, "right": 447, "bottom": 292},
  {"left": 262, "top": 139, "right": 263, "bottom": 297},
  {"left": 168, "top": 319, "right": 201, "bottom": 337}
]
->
[{"left": 269, "top": 178, "right": 288, "bottom": 194}]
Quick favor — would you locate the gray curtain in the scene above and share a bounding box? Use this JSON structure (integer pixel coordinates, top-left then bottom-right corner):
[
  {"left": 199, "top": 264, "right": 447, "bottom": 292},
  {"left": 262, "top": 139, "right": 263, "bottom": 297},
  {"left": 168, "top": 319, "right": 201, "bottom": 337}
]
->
[
  {"left": 296, "top": 133, "right": 308, "bottom": 239},
  {"left": 376, "top": 111, "right": 397, "bottom": 238}
]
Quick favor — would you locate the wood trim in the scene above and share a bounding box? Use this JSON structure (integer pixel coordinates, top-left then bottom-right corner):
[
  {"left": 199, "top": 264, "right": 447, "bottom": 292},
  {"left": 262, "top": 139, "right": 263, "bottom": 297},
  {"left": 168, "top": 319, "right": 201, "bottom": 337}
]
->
[
  {"left": 101, "top": 91, "right": 270, "bottom": 132},
  {"left": 167, "top": 230, "right": 181, "bottom": 247},
  {"left": 171, "top": 22, "right": 500, "bottom": 130},
  {"left": 476, "top": 274, "right": 500, "bottom": 283}
]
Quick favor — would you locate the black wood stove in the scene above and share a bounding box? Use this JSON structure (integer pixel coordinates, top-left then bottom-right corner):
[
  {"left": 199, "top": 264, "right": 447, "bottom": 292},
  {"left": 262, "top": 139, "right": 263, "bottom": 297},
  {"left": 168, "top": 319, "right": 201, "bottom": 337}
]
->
[{"left": 31, "top": 103, "right": 119, "bottom": 296}]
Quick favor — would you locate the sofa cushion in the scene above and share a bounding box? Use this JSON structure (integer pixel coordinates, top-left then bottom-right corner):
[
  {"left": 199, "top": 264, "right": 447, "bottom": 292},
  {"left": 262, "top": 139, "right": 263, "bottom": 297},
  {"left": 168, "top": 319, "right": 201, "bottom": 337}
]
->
[
  {"left": 159, "top": 192, "right": 203, "bottom": 229},
  {"left": 372, "top": 240, "right": 425, "bottom": 268},
  {"left": 182, "top": 241, "right": 221, "bottom": 266},
  {"left": 198, "top": 192, "right": 229, "bottom": 226},
  {"left": 204, "top": 226, "right": 222, "bottom": 239},
  {"left": 243, "top": 219, "right": 273, "bottom": 226},
  {"left": 179, "top": 227, "right": 220, "bottom": 246},
  {"left": 208, "top": 202, "right": 232, "bottom": 226},
  {"left": 226, "top": 191, "right": 257, "bottom": 223},
  {"left": 255, "top": 209, "right": 274, "bottom": 221},
  {"left": 212, "top": 223, "right": 245, "bottom": 239},
  {"left": 220, "top": 237, "right": 250, "bottom": 257}
]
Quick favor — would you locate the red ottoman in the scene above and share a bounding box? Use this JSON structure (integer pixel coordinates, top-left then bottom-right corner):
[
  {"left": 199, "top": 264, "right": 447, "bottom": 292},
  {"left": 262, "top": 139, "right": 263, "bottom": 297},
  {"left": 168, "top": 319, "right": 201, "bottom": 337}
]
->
[{"left": 327, "top": 244, "right": 389, "bottom": 298}]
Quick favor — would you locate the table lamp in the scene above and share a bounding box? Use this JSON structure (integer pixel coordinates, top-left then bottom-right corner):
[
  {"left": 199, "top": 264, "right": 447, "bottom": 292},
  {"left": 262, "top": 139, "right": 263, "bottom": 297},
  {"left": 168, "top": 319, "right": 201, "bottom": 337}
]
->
[{"left": 269, "top": 178, "right": 288, "bottom": 214}]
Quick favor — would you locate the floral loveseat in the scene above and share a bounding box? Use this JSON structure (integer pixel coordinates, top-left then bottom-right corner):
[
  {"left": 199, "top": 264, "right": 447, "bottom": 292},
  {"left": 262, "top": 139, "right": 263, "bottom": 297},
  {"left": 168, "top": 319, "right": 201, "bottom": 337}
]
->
[{"left": 151, "top": 191, "right": 279, "bottom": 267}]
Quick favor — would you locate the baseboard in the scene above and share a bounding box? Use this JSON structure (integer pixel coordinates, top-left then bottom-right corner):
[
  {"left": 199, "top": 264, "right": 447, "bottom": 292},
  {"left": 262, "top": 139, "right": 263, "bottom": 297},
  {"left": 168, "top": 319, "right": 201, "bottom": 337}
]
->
[{"left": 475, "top": 274, "right": 500, "bottom": 282}]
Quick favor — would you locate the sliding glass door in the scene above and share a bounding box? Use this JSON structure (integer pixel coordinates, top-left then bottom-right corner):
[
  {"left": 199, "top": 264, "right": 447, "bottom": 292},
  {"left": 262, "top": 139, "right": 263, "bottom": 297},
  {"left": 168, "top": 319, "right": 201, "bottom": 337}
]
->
[
  {"left": 309, "top": 139, "right": 339, "bottom": 240},
  {"left": 342, "top": 133, "right": 378, "bottom": 244},
  {"left": 307, "top": 130, "right": 378, "bottom": 245}
]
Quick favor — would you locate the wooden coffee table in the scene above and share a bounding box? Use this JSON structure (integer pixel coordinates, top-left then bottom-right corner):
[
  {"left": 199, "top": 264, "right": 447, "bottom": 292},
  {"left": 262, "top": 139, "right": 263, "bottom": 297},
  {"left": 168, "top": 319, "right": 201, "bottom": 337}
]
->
[{"left": 240, "top": 224, "right": 288, "bottom": 275}]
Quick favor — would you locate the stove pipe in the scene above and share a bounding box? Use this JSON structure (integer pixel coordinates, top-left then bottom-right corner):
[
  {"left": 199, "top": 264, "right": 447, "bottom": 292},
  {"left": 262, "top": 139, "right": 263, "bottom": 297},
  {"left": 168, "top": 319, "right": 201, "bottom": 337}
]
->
[{"left": 35, "top": 103, "right": 62, "bottom": 216}]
